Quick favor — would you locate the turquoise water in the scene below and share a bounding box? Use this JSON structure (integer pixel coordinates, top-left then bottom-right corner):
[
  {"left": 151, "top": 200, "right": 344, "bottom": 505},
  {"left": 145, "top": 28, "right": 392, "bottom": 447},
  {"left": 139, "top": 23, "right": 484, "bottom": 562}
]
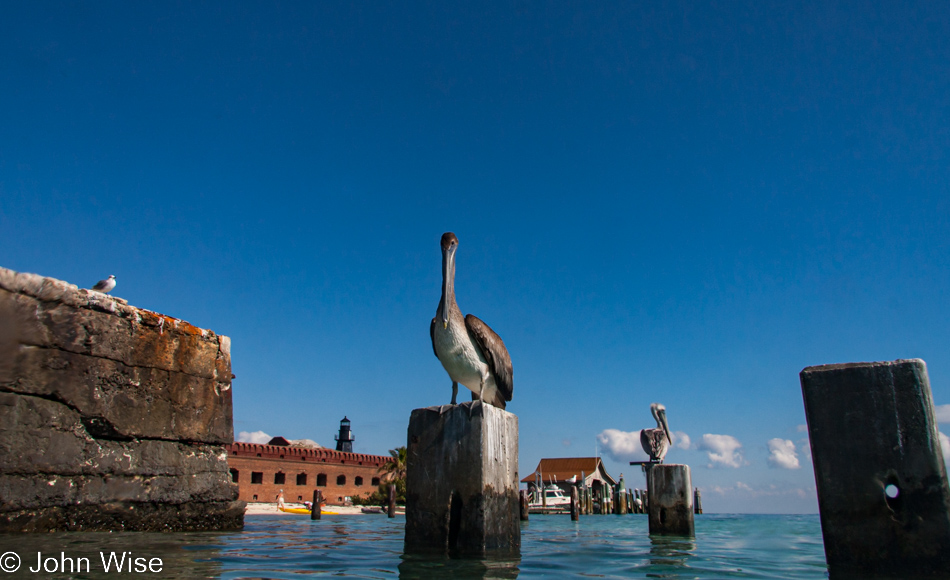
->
[{"left": 0, "top": 514, "right": 827, "bottom": 579}]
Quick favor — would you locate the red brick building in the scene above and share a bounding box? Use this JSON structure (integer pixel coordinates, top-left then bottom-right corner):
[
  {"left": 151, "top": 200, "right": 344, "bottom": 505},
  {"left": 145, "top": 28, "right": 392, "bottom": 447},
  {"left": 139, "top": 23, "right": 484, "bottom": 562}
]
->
[{"left": 226, "top": 441, "right": 390, "bottom": 505}]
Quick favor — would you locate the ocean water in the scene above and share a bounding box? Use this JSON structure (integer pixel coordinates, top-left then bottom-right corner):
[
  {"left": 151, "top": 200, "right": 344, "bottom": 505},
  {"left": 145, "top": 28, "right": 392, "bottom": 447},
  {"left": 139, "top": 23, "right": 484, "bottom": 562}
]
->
[{"left": 0, "top": 514, "right": 827, "bottom": 579}]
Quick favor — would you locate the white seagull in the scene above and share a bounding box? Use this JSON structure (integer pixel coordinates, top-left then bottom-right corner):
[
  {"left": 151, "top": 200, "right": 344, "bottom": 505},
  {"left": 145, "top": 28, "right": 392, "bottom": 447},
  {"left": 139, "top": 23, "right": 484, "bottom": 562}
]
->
[{"left": 92, "top": 275, "right": 116, "bottom": 293}]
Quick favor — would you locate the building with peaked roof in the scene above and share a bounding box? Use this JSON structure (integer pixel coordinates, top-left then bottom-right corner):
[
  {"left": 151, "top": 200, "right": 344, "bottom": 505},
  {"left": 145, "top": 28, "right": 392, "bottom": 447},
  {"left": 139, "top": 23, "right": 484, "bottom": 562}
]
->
[{"left": 521, "top": 457, "right": 618, "bottom": 495}]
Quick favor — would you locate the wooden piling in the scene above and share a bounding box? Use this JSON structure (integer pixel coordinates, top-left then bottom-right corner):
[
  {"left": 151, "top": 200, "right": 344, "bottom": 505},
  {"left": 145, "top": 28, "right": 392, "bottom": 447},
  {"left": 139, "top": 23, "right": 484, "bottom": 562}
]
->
[
  {"left": 405, "top": 402, "right": 520, "bottom": 556},
  {"left": 693, "top": 488, "right": 702, "bottom": 514},
  {"left": 801, "top": 359, "right": 950, "bottom": 578},
  {"left": 519, "top": 490, "right": 529, "bottom": 521},
  {"left": 310, "top": 490, "right": 321, "bottom": 520},
  {"left": 647, "top": 464, "right": 694, "bottom": 536},
  {"left": 388, "top": 483, "right": 396, "bottom": 518},
  {"left": 570, "top": 486, "right": 579, "bottom": 521}
]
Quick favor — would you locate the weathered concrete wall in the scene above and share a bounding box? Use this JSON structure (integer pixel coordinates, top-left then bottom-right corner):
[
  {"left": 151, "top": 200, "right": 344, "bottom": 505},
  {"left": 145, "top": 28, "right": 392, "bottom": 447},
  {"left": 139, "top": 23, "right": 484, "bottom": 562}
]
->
[
  {"left": 404, "top": 401, "right": 519, "bottom": 556},
  {"left": 801, "top": 359, "right": 950, "bottom": 578},
  {"left": 0, "top": 267, "right": 244, "bottom": 531},
  {"left": 647, "top": 464, "right": 694, "bottom": 536}
]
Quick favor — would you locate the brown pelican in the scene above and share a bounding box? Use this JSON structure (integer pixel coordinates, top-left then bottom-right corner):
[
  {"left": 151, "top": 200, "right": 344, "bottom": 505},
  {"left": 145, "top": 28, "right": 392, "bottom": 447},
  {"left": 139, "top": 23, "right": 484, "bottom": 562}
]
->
[
  {"left": 640, "top": 403, "right": 672, "bottom": 462},
  {"left": 430, "top": 232, "right": 513, "bottom": 409}
]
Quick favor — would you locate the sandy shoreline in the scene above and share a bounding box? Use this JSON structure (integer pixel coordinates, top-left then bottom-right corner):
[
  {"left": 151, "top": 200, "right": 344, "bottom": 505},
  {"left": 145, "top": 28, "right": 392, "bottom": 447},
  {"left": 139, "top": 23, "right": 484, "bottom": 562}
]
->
[{"left": 244, "top": 502, "right": 402, "bottom": 516}]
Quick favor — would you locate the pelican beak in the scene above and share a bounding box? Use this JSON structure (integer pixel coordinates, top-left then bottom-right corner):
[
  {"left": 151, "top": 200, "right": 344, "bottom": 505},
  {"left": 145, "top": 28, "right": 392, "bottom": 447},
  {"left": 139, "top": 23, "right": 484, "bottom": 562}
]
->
[
  {"left": 659, "top": 410, "right": 672, "bottom": 445},
  {"left": 441, "top": 242, "right": 456, "bottom": 329}
]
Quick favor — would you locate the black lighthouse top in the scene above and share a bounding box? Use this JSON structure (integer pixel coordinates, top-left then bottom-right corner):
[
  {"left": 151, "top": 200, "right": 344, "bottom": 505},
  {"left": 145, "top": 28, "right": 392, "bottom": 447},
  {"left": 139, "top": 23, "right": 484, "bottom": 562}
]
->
[{"left": 334, "top": 416, "right": 354, "bottom": 452}]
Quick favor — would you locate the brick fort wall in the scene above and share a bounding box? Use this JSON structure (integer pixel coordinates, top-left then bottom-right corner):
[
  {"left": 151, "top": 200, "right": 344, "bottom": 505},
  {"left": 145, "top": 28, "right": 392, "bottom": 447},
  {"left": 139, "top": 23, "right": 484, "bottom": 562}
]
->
[{"left": 226, "top": 442, "right": 390, "bottom": 505}]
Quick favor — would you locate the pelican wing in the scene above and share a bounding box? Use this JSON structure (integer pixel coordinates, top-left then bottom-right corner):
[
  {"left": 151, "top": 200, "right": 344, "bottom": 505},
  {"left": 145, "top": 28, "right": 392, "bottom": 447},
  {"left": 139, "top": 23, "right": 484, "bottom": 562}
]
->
[
  {"left": 464, "top": 314, "right": 513, "bottom": 403},
  {"left": 429, "top": 318, "right": 438, "bottom": 358},
  {"left": 640, "top": 428, "right": 669, "bottom": 462}
]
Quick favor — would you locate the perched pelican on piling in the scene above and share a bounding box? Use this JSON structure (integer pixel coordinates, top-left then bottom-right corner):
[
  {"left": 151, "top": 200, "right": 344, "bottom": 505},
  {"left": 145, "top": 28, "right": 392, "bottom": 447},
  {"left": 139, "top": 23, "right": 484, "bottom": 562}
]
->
[
  {"left": 640, "top": 403, "right": 672, "bottom": 462},
  {"left": 430, "top": 232, "right": 513, "bottom": 410}
]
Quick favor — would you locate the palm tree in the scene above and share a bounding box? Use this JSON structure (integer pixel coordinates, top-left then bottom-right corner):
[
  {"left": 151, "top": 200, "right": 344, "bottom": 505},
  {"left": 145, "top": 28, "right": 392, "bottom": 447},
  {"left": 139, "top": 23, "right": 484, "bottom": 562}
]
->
[{"left": 380, "top": 446, "right": 407, "bottom": 482}]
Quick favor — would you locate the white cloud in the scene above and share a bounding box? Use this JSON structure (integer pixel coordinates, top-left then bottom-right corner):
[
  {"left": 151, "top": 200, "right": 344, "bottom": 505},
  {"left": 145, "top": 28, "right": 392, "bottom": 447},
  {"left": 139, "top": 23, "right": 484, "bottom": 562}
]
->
[
  {"left": 672, "top": 431, "right": 691, "bottom": 450},
  {"left": 935, "top": 405, "right": 950, "bottom": 424},
  {"left": 597, "top": 429, "right": 649, "bottom": 462},
  {"left": 237, "top": 430, "right": 272, "bottom": 444},
  {"left": 698, "top": 434, "right": 746, "bottom": 468},
  {"left": 767, "top": 438, "right": 800, "bottom": 469},
  {"left": 796, "top": 424, "right": 808, "bottom": 433},
  {"left": 940, "top": 432, "right": 950, "bottom": 466}
]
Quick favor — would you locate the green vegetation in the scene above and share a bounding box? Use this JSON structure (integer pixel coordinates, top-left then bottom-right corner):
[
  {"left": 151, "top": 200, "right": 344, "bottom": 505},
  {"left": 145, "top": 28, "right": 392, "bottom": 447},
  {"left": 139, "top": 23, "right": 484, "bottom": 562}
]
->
[{"left": 352, "top": 446, "right": 407, "bottom": 506}]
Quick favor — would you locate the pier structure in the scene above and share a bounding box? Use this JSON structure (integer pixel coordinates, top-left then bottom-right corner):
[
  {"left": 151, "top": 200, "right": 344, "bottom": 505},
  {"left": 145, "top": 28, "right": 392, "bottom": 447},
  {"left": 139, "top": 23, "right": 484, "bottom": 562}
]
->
[
  {"left": 404, "top": 401, "right": 520, "bottom": 556},
  {"left": 801, "top": 359, "right": 950, "bottom": 578}
]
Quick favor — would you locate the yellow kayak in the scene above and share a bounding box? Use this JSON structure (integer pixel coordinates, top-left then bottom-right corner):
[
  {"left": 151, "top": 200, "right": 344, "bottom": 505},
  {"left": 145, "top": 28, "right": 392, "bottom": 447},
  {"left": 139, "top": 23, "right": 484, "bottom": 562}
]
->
[{"left": 279, "top": 506, "right": 338, "bottom": 515}]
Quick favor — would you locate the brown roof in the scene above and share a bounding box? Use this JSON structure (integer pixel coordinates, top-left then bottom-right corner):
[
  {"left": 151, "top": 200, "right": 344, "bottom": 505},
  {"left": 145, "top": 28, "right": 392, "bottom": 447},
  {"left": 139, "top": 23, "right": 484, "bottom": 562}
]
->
[{"left": 520, "top": 457, "right": 616, "bottom": 485}]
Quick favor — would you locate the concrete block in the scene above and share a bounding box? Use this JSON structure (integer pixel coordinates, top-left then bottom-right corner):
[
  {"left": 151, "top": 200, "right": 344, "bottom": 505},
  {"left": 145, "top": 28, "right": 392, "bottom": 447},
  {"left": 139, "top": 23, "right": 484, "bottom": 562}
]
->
[
  {"left": 647, "top": 464, "right": 694, "bottom": 536},
  {"left": 801, "top": 359, "right": 950, "bottom": 578},
  {"left": 405, "top": 401, "right": 519, "bottom": 556},
  {"left": 0, "top": 266, "right": 241, "bottom": 532}
]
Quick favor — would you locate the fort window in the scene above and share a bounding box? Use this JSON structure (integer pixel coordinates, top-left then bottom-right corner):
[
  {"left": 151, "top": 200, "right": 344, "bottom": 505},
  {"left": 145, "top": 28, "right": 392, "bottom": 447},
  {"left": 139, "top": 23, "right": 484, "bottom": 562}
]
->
[
  {"left": 251, "top": 472, "right": 263, "bottom": 484},
  {"left": 355, "top": 476, "right": 363, "bottom": 486},
  {"left": 372, "top": 477, "right": 380, "bottom": 486},
  {"left": 337, "top": 475, "right": 346, "bottom": 486},
  {"left": 296, "top": 473, "right": 307, "bottom": 485},
  {"left": 229, "top": 468, "right": 239, "bottom": 483},
  {"left": 274, "top": 472, "right": 286, "bottom": 485},
  {"left": 317, "top": 474, "right": 327, "bottom": 487},
  {"left": 252, "top": 494, "right": 258, "bottom": 501},
  {"left": 297, "top": 496, "right": 302, "bottom": 501}
]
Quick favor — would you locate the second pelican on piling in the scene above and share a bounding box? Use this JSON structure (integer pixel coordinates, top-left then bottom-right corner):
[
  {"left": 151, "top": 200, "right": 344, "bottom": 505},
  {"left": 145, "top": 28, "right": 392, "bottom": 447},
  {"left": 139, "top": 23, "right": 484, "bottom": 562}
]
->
[
  {"left": 640, "top": 403, "right": 672, "bottom": 462},
  {"left": 430, "top": 232, "right": 513, "bottom": 410}
]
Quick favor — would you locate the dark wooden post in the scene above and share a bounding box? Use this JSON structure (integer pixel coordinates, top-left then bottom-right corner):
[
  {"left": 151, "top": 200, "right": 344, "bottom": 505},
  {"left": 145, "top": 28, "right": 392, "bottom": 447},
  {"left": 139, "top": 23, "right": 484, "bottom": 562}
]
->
[
  {"left": 694, "top": 488, "right": 702, "bottom": 514},
  {"left": 647, "top": 464, "right": 694, "bottom": 536},
  {"left": 405, "top": 402, "right": 520, "bottom": 557},
  {"left": 310, "top": 490, "right": 321, "bottom": 520},
  {"left": 801, "top": 359, "right": 950, "bottom": 578},
  {"left": 519, "top": 489, "right": 529, "bottom": 521},
  {"left": 388, "top": 483, "right": 396, "bottom": 518},
  {"left": 570, "top": 486, "right": 579, "bottom": 521}
]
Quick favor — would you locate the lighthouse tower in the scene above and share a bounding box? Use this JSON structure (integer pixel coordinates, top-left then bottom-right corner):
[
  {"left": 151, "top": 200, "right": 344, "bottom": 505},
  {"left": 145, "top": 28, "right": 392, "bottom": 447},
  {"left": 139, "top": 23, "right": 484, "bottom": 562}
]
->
[{"left": 334, "top": 416, "right": 355, "bottom": 453}]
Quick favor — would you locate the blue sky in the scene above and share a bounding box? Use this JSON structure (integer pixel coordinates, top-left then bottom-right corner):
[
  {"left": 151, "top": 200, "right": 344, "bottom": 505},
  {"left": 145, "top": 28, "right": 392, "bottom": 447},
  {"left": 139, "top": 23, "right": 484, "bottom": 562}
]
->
[{"left": 2, "top": 2, "right": 949, "bottom": 513}]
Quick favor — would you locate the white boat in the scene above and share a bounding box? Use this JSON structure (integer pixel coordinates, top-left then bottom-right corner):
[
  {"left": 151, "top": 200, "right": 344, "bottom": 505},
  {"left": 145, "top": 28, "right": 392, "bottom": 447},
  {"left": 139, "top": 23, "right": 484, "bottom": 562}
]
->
[{"left": 529, "top": 484, "right": 572, "bottom": 509}]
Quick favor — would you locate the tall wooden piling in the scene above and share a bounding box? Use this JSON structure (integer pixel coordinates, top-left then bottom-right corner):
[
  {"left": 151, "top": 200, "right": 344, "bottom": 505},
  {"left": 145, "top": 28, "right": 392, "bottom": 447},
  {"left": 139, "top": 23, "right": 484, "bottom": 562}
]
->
[
  {"left": 310, "top": 490, "right": 321, "bottom": 520},
  {"left": 570, "top": 486, "right": 579, "bottom": 521},
  {"left": 388, "top": 484, "right": 396, "bottom": 518},
  {"left": 801, "top": 359, "right": 950, "bottom": 578},
  {"left": 519, "top": 490, "right": 529, "bottom": 521},
  {"left": 647, "top": 464, "right": 694, "bottom": 536},
  {"left": 405, "top": 402, "right": 520, "bottom": 557},
  {"left": 693, "top": 488, "right": 702, "bottom": 514}
]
